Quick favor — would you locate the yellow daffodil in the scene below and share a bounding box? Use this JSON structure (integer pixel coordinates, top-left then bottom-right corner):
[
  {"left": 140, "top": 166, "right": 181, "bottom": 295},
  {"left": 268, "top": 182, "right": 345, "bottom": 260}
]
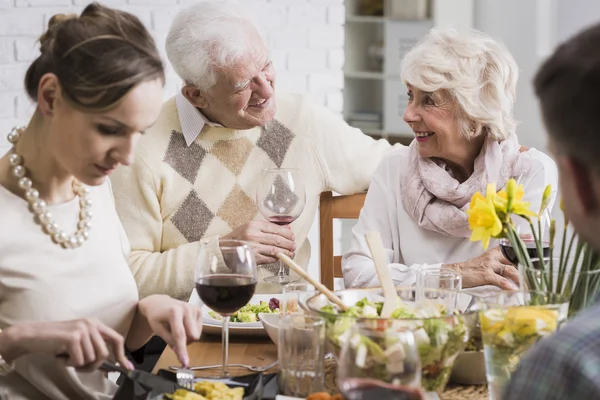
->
[
  {"left": 467, "top": 190, "right": 502, "bottom": 250},
  {"left": 495, "top": 179, "right": 536, "bottom": 218},
  {"left": 504, "top": 307, "right": 559, "bottom": 338},
  {"left": 480, "top": 307, "right": 559, "bottom": 347}
]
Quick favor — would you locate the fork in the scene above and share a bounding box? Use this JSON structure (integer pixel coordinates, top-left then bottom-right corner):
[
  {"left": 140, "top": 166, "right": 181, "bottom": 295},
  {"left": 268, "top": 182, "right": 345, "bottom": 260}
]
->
[
  {"left": 175, "top": 368, "right": 195, "bottom": 390},
  {"left": 170, "top": 360, "right": 279, "bottom": 373}
]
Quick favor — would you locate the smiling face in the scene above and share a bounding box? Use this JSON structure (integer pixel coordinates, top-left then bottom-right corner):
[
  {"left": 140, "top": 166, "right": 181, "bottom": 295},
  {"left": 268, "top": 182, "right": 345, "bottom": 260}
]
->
[
  {"left": 46, "top": 77, "right": 164, "bottom": 186},
  {"left": 403, "top": 85, "right": 484, "bottom": 172},
  {"left": 188, "top": 29, "right": 276, "bottom": 130}
]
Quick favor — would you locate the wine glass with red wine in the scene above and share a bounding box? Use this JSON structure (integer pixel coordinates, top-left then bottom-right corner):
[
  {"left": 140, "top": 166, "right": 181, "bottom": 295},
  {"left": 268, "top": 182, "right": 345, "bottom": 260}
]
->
[
  {"left": 338, "top": 322, "right": 424, "bottom": 400},
  {"left": 500, "top": 210, "right": 551, "bottom": 268},
  {"left": 256, "top": 168, "right": 306, "bottom": 284},
  {"left": 194, "top": 239, "right": 258, "bottom": 377}
]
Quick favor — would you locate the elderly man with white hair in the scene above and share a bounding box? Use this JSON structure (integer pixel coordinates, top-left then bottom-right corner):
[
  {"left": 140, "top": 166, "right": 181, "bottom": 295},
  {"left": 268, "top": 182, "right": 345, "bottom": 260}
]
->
[
  {"left": 110, "top": 1, "right": 394, "bottom": 300},
  {"left": 343, "top": 28, "right": 558, "bottom": 290}
]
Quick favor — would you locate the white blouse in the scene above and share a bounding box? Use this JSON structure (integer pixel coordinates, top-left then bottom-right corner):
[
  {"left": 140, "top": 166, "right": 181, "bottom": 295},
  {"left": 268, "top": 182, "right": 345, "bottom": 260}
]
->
[
  {"left": 0, "top": 180, "right": 139, "bottom": 400},
  {"left": 342, "top": 146, "right": 558, "bottom": 289}
]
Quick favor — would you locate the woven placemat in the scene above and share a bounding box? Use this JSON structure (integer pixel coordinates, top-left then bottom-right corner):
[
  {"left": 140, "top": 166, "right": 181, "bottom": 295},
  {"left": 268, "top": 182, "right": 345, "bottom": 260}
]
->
[
  {"left": 323, "top": 358, "right": 488, "bottom": 399},
  {"left": 440, "top": 383, "right": 488, "bottom": 400}
]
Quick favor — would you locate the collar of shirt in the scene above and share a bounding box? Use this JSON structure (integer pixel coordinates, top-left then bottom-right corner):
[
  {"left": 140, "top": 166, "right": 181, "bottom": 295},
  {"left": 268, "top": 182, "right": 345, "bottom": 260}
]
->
[{"left": 175, "top": 92, "right": 224, "bottom": 147}]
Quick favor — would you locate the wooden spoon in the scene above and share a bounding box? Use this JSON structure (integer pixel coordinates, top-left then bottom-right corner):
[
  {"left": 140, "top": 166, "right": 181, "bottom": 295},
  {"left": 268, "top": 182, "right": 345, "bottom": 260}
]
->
[
  {"left": 365, "top": 231, "right": 399, "bottom": 318},
  {"left": 276, "top": 253, "right": 349, "bottom": 312}
]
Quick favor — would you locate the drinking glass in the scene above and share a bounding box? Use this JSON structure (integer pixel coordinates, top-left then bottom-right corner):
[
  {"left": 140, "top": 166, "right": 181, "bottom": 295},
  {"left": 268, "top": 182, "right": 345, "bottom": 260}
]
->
[
  {"left": 256, "top": 168, "right": 306, "bottom": 284},
  {"left": 281, "top": 282, "right": 315, "bottom": 315},
  {"left": 500, "top": 210, "right": 551, "bottom": 266},
  {"left": 194, "top": 238, "right": 258, "bottom": 377},
  {"left": 338, "top": 321, "right": 424, "bottom": 400},
  {"left": 416, "top": 267, "right": 462, "bottom": 311},
  {"left": 278, "top": 315, "right": 326, "bottom": 397},
  {"left": 477, "top": 290, "right": 563, "bottom": 400}
]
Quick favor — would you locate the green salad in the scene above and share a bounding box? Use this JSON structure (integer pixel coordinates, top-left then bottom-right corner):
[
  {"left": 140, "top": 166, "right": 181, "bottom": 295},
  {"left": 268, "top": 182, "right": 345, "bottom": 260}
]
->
[
  {"left": 208, "top": 298, "right": 280, "bottom": 323},
  {"left": 322, "top": 297, "right": 467, "bottom": 392}
]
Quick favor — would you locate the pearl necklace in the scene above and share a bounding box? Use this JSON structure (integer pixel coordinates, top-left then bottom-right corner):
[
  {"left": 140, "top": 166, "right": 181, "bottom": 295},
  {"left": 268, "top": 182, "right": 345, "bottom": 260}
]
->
[{"left": 6, "top": 127, "right": 93, "bottom": 249}]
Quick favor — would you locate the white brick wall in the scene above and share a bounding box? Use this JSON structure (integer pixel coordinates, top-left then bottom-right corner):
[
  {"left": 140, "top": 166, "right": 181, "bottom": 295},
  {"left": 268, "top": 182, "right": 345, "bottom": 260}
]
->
[{"left": 0, "top": 0, "right": 345, "bottom": 154}]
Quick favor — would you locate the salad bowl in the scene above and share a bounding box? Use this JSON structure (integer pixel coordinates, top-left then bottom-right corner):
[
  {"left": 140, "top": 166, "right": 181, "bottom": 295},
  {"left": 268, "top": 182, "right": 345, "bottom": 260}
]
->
[{"left": 303, "top": 287, "right": 479, "bottom": 393}]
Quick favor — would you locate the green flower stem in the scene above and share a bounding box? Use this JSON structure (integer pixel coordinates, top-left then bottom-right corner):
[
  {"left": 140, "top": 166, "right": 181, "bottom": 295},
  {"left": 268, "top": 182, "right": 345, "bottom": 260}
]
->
[
  {"left": 558, "top": 232, "right": 577, "bottom": 296},
  {"left": 565, "top": 241, "right": 585, "bottom": 304},
  {"left": 559, "top": 226, "right": 568, "bottom": 282},
  {"left": 529, "top": 220, "right": 549, "bottom": 289},
  {"left": 506, "top": 225, "right": 539, "bottom": 291}
]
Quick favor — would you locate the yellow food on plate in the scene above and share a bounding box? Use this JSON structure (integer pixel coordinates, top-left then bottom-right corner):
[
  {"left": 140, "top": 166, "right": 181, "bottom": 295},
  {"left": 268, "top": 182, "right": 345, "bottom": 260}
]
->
[
  {"left": 169, "top": 381, "right": 244, "bottom": 400},
  {"left": 195, "top": 381, "right": 244, "bottom": 400},
  {"left": 169, "top": 389, "right": 206, "bottom": 400}
]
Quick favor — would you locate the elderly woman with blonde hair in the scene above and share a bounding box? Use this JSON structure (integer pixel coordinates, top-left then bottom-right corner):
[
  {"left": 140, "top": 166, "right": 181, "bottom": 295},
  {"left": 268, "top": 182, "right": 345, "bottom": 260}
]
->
[{"left": 343, "top": 28, "right": 558, "bottom": 290}]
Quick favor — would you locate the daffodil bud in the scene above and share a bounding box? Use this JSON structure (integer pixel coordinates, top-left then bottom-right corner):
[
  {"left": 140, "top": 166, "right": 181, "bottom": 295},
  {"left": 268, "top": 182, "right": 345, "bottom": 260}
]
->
[
  {"left": 538, "top": 185, "right": 553, "bottom": 216},
  {"left": 486, "top": 182, "right": 497, "bottom": 200},
  {"left": 560, "top": 199, "right": 570, "bottom": 226},
  {"left": 506, "top": 179, "right": 517, "bottom": 201}
]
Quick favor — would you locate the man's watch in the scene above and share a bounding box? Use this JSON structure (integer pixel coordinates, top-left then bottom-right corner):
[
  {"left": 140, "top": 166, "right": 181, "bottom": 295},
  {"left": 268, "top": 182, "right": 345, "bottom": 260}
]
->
[{"left": 0, "top": 328, "right": 15, "bottom": 375}]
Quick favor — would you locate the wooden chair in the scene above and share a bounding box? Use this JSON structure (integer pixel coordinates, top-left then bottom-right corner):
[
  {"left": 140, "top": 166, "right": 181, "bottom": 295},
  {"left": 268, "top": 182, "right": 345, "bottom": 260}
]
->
[{"left": 319, "top": 191, "right": 367, "bottom": 290}]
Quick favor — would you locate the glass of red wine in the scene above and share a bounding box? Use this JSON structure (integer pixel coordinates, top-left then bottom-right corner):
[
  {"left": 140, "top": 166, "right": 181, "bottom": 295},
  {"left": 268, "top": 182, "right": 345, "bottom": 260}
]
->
[
  {"left": 256, "top": 168, "right": 306, "bottom": 284},
  {"left": 194, "top": 238, "right": 258, "bottom": 377},
  {"left": 500, "top": 210, "right": 551, "bottom": 268},
  {"left": 338, "top": 321, "right": 424, "bottom": 400}
]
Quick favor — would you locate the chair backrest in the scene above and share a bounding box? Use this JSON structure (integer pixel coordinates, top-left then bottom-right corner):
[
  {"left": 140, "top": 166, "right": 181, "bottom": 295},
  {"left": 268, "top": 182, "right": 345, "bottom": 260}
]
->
[{"left": 319, "top": 191, "right": 367, "bottom": 290}]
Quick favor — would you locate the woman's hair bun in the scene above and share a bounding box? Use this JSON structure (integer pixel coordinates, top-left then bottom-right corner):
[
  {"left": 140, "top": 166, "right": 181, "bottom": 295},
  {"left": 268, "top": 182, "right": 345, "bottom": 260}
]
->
[{"left": 39, "top": 13, "right": 78, "bottom": 53}]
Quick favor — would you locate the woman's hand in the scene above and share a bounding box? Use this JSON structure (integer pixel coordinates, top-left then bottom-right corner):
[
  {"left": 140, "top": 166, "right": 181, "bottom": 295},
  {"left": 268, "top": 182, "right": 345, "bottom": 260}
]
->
[
  {"left": 443, "top": 247, "right": 519, "bottom": 289},
  {"left": 0, "top": 319, "right": 132, "bottom": 371},
  {"left": 137, "top": 295, "right": 202, "bottom": 367}
]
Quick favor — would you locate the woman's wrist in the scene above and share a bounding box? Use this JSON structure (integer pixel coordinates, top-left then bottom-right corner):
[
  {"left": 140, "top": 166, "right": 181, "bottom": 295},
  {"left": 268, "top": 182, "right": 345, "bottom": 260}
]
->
[
  {"left": 125, "top": 300, "right": 155, "bottom": 351},
  {"left": 441, "top": 263, "right": 458, "bottom": 271},
  {"left": 0, "top": 326, "right": 27, "bottom": 364}
]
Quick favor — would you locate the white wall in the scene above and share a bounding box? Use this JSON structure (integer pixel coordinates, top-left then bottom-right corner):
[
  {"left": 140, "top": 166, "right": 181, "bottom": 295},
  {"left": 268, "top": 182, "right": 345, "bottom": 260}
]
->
[
  {"left": 0, "top": 0, "right": 345, "bottom": 152},
  {"left": 557, "top": 0, "right": 600, "bottom": 42},
  {"left": 474, "top": 0, "right": 548, "bottom": 152},
  {"left": 473, "top": 0, "right": 600, "bottom": 153}
]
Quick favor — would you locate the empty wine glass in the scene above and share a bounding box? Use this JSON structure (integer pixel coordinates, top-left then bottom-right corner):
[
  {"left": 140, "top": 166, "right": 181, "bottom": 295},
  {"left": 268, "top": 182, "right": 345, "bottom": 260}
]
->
[
  {"left": 194, "top": 238, "right": 258, "bottom": 377},
  {"left": 338, "top": 321, "right": 424, "bottom": 400},
  {"left": 256, "top": 168, "right": 306, "bottom": 284}
]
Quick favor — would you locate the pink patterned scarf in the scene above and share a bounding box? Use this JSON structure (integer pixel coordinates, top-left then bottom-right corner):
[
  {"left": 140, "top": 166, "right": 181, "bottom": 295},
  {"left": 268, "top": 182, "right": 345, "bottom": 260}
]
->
[{"left": 399, "top": 134, "right": 532, "bottom": 237}]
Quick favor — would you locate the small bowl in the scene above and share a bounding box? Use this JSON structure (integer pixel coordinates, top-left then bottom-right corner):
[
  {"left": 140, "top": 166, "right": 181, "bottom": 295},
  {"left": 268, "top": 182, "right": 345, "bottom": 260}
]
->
[
  {"left": 258, "top": 312, "right": 280, "bottom": 345},
  {"left": 450, "top": 350, "right": 487, "bottom": 385}
]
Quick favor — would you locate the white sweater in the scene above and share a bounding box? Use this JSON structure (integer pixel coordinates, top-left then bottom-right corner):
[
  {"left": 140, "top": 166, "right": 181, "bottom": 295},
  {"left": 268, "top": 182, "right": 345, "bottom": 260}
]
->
[
  {"left": 0, "top": 181, "right": 138, "bottom": 400},
  {"left": 343, "top": 146, "right": 558, "bottom": 289}
]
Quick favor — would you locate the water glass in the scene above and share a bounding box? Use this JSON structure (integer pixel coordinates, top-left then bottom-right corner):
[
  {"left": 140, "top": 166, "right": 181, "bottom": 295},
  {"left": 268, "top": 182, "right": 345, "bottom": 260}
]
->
[
  {"left": 338, "top": 321, "right": 423, "bottom": 400},
  {"left": 477, "top": 290, "right": 562, "bottom": 400},
  {"left": 281, "top": 282, "right": 315, "bottom": 315},
  {"left": 278, "top": 315, "right": 325, "bottom": 397},
  {"left": 416, "top": 267, "right": 462, "bottom": 310}
]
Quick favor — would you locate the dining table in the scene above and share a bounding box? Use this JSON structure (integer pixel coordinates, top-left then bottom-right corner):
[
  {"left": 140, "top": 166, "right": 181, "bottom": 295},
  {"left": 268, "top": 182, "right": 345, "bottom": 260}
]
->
[{"left": 153, "top": 334, "right": 488, "bottom": 400}]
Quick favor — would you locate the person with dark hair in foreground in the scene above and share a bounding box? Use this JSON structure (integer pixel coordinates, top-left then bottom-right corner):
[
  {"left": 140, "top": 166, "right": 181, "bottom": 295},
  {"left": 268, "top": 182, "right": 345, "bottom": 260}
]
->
[{"left": 503, "top": 22, "right": 600, "bottom": 400}]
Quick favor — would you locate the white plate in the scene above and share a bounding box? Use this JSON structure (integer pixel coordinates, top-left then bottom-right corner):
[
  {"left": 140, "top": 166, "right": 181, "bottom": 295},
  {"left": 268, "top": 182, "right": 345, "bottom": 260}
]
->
[{"left": 189, "top": 289, "right": 281, "bottom": 336}]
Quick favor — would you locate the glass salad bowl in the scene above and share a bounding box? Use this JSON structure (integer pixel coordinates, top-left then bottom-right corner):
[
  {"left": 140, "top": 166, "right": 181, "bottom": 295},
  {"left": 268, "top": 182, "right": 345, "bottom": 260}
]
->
[{"left": 303, "top": 287, "right": 479, "bottom": 393}]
